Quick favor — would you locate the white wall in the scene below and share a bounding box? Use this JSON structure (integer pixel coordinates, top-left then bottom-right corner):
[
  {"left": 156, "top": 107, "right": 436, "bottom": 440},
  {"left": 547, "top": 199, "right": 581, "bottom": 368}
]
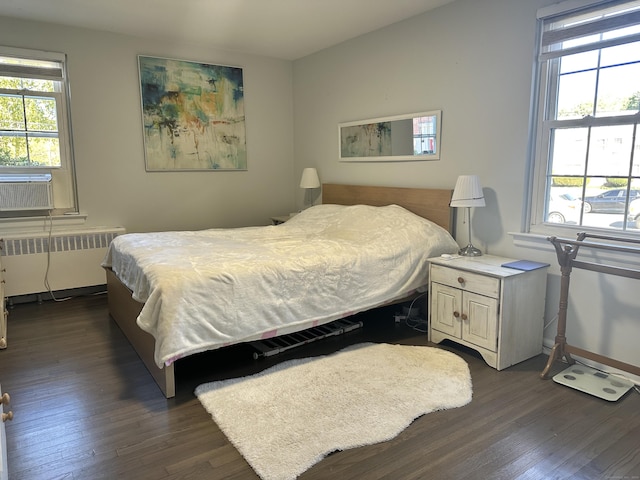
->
[
  {"left": 293, "top": 0, "right": 640, "bottom": 381},
  {"left": 0, "top": 16, "right": 296, "bottom": 233},
  {"left": 293, "top": 0, "right": 539, "bottom": 246}
]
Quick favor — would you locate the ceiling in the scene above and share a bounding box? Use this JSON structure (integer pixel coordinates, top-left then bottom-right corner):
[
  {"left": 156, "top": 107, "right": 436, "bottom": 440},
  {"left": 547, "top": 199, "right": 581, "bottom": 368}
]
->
[{"left": 0, "top": 0, "right": 457, "bottom": 60}]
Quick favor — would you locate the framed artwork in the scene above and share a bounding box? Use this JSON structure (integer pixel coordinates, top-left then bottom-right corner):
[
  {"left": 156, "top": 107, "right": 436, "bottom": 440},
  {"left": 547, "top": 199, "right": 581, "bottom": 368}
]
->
[
  {"left": 138, "top": 55, "right": 247, "bottom": 171},
  {"left": 339, "top": 110, "right": 442, "bottom": 162}
]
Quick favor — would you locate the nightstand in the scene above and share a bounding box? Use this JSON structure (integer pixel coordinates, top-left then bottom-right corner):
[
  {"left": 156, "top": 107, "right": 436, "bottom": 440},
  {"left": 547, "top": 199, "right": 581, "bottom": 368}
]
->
[
  {"left": 0, "top": 240, "right": 5, "bottom": 349},
  {"left": 427, "top": 254, "right": 548, "bottom": 370},
  {"left": 1, "top": 384, "right": 11, "bottom": 477}
]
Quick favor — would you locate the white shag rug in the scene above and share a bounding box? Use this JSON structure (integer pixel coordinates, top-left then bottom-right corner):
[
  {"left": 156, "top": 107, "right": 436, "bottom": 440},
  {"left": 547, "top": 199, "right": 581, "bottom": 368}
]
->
[{"left": 195, "top": 342, "right": 472, "bottom": 480}]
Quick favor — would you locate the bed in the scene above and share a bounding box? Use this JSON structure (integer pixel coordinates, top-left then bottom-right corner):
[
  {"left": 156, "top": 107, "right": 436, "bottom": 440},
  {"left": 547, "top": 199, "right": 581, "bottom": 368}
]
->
[{"left": 103, "top": 184, "right": 457, "bottom": 398}]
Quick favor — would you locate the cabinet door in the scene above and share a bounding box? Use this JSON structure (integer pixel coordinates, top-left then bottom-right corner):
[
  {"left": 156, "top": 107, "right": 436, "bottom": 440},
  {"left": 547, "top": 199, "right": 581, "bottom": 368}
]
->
[
  {"left": 0, "top": 384, "right": 7, "bottom": 480},
  {"left": 462, "top": 291, "right": 498, "bottom": 352},
  {"left": 0, "top": 252, "right": 5, "bottom": 349},
  {"left": 431, "top": 283, "right": 462, "bottom": 338}
]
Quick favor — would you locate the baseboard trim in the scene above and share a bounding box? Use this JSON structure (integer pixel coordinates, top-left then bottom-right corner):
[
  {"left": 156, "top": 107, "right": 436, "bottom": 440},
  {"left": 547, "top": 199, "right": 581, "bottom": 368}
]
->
[{"left": 7, "top": 285, "right": 107, "bottom": 306}]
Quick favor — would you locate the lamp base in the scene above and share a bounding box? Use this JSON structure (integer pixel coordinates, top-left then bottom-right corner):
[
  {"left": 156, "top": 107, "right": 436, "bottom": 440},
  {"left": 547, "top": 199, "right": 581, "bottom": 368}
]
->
[{"left": 459, "top": 243, "right": 482, "bottom": 257}]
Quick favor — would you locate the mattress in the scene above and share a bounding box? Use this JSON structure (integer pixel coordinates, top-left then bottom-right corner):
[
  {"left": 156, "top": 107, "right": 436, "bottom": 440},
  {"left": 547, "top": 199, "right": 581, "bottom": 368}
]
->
[{"left": 102, "top": 203, "right": 459, "bottom": 367}]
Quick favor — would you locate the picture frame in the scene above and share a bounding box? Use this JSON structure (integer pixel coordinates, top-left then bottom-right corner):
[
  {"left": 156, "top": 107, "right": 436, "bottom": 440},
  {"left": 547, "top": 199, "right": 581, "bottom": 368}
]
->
[
  {"left": 338, "top": 110, "right": 441, "bottom": 162},
  {"left": 138, "top": 55, "right": 247, "bottom": 171}
]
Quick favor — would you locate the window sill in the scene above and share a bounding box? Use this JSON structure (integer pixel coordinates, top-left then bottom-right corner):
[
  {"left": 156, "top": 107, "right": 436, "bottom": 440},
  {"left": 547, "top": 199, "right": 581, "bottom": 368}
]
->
[
  {"left": 509, "top": 231, "right": 551, "bottom": 251},
  {"left": 0, "top": 213, "right": 88, "bottom": 235},
  {"left": 510, "top": 230, "right": 640, "bottom": 267}
]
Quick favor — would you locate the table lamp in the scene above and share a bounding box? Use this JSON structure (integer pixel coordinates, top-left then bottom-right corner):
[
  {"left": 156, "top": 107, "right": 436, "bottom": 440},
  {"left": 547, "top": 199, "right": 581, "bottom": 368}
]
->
[
  {"left": 450, "top": 175, "right": 485, "bottom": 256},
  {"left": 300, "top": 168, "right": 320, "bottom": 209}
]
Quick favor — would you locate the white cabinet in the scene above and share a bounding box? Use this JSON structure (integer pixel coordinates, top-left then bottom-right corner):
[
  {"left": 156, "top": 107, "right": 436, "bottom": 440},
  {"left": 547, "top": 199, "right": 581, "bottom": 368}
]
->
[
  {"left": 0, "top": 241, "right": 5, "bottom": 349},
  {"left": 0, "top": 240, "right": 6, "bottom": 349},
  {"left": 0, "top": 241, "right": 7, "bottom": 480},
  {"left": 428, "top": 255, "right": 548, "bottom": 370},
  {"left": 0, "top": 385, "right": 10, "bottom": 480}
]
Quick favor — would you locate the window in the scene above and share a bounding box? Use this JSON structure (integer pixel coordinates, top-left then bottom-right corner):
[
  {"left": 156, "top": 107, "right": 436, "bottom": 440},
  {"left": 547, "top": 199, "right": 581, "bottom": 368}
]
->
[
  {"left": 413, "top": 115, "right": 438, "bottom": 155},
  {"left": 530, "top": 0, "right": 640, "bottom": 234},
  {"left": 0, "top": 46, "right": 77, "bottom": 214}
]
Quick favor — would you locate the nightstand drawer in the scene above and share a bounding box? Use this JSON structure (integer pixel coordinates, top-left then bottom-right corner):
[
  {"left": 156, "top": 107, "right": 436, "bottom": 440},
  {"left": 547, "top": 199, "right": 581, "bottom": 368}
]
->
[{"left": 430, "top": 264, "right": 500, "bottom": 298}]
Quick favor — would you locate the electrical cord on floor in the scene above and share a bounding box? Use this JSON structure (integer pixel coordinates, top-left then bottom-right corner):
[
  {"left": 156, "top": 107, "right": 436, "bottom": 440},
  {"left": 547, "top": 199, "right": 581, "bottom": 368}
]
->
[
  {"left": 44, "top": 211, "right": 71, "bottom": 302},
  {"left": 543, "top": 314, "right": 558, "bottom": 331},
  {"left": 405, "top": 316, "right": 427, "bottom": 333},
  {"left": 395, "top": 292, "right": 428, "bottom": 333}
]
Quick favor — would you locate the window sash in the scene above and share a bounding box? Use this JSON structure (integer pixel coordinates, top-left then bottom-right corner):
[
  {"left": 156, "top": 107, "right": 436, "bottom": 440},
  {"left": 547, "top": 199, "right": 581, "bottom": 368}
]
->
[
  {"left": 0, "top": 88, "right": 63, "bottom": 168},
  {"left": 530, "top": 0, "right": 640, "bottom": 234}
]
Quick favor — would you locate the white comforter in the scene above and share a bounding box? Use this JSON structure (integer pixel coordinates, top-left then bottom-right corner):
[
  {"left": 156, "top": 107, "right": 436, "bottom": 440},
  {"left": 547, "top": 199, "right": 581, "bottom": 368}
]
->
[{"left": 102, "top": 204, "right": 459, "bottom": 367}]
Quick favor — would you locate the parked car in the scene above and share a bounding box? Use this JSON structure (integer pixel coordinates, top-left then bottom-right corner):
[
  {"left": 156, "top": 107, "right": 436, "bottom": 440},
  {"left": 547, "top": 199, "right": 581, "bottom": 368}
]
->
[
  {"left": 558, "top": 192, "right": 580, "bottom": 203},
  {"left": 627, "top": 198, "right": 640, "bottom": 229},
  {"left": 547, "top": 193, "right": 582, "bottom": 224},
  {"left": 582, "top": 188, "right": 640, "bottom": 213}
]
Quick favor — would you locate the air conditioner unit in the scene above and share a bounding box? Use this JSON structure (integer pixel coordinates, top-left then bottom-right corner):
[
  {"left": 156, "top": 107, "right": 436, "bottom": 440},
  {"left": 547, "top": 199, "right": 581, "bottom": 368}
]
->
[{"left": 0, "top": 175, "right": 53, "bottom": 211}]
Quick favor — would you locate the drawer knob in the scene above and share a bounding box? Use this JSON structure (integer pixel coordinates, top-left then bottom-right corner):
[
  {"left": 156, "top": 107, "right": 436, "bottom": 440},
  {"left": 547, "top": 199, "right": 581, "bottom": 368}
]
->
[
  {"left": 457, "top": 276, "right": 465, "bottom": 284},
  {"left": 0, "top": 393, "right": 8, "bottom": 405},
  {"left": 453, "top": 311, "right": 460, "bottom": 318},
  {"left": 461, "top": 313, "right": 468, "bottom": 321},
  {"left": 2, "top": 411, "right": 12, "bottom": 422}
]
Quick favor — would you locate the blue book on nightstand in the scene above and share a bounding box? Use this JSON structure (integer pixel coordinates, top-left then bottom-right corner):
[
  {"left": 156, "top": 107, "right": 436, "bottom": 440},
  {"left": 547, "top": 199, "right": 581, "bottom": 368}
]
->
[{"left": 501, "top": 260, "right": 550, "bottom": 271}]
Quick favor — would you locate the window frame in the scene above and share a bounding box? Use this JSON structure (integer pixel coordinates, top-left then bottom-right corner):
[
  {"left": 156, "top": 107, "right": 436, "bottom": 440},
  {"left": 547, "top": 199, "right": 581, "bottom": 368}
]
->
[
  {"left": 528, "top": 0, "right": 640, "bottom": 237},
  {"left": 0, "top": 46, "right": 78, "bottom": 215}
]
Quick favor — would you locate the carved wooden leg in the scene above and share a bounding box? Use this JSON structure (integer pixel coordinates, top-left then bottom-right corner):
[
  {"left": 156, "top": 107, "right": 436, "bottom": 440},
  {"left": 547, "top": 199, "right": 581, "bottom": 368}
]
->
[
  {"left": 540, "top": 343, "right": 561, "bottom": 379},
  {"left": 541, "top": 241, "right": 578, "bottom": 379}
]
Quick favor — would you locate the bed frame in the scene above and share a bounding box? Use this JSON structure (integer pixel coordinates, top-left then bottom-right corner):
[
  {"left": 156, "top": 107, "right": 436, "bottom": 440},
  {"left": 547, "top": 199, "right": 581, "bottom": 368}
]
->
[{"left": 105, "top": 184, "right": 454, "bottom": 398}]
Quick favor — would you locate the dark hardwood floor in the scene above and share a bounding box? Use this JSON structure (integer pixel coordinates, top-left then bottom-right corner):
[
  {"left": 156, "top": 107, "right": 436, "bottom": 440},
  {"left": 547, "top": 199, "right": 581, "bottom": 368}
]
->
[{"left": 0, "top": 293, "right": 638, "bottom": 479}]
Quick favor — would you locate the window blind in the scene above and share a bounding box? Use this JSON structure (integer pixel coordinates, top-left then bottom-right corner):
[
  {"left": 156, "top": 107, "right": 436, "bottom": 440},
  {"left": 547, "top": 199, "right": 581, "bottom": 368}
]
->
[
  {"left": 0, "top": 52, "right": 65, "bottom": 82},
  {"left": 538, "top": 0, "right": 640, "bottom": 60}
]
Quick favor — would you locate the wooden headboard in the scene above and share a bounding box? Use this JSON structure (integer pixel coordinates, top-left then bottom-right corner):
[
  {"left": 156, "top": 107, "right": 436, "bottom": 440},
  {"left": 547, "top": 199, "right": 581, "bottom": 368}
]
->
[{"left": 322, "top": 183, "right": 454, "bottom": 234}]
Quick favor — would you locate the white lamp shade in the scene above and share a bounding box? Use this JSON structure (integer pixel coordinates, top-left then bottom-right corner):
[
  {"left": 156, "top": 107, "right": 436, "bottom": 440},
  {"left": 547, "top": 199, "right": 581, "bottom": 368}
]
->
[
  {"left": 450, "top": 175, "right": 486, "bottom": 208},
  {"left": 299, "top": 168, "right": 320, "bottom": 188}
]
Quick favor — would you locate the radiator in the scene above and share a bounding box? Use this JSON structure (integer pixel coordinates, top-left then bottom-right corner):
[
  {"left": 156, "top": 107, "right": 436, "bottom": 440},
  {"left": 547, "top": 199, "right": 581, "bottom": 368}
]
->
[
  {"left": 0, "top": 182, "right": 53, "bottom": 211},
  {"left": 0, "top": 227, "right": 125, "bottom": 297}
]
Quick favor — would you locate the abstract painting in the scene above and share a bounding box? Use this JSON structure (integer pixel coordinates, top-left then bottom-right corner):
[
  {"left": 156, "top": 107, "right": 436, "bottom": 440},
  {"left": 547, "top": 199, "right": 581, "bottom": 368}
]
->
[{"left": 138, "top": 56, "right": 246, "bottom": 171}]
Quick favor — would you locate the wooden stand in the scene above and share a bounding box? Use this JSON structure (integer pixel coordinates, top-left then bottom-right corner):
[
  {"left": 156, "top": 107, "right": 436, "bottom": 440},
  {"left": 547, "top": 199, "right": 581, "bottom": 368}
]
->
[{"left": 540, "top": 232, "right": 640, "bottom": 379}]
